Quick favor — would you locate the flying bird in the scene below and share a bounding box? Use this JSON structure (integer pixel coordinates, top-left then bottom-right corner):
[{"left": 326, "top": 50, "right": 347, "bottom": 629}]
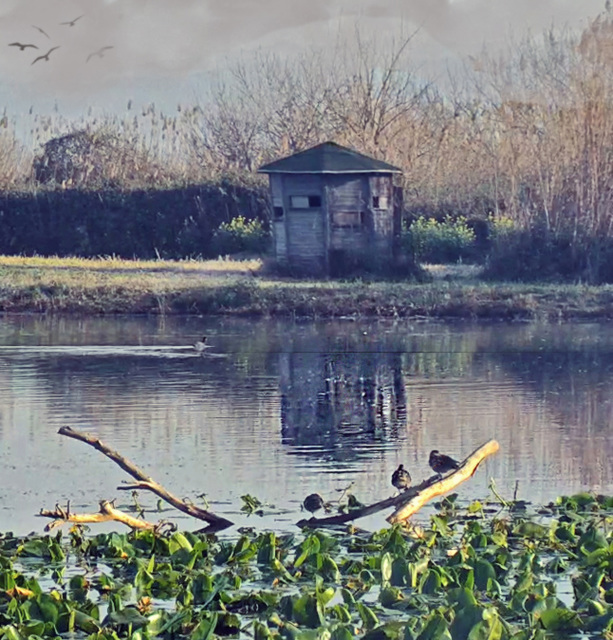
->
[
  {"left": 86, "top": 46, "right": 114, "bottom": 63},
  {"left": 60, "top": 15, "right": 84, "bottom": 27},
  {"left": 9, "top": 42, "right": 38, "bottom": 51},
  {"left": 31, "top": 46, "right": 60, "bottom": 65},
  {"left": 32, "top": 25, "right": 50, "bottom": 39},
  {"left": 429, "top": 450, "right": 460, "bottom": 476},
  {"left": 391, "top": 464, "right": 411, "bottom": 492}
]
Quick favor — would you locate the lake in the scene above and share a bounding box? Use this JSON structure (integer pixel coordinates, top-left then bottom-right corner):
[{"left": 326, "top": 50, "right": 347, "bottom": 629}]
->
[{"left": 0, "top": 314, "right": 611, "bottom": 535}]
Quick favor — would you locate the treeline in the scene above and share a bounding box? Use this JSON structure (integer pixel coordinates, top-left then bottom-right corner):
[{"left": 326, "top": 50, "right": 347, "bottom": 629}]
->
[{"left": 2, "top": 14, "right": 613, "bottom": 277}]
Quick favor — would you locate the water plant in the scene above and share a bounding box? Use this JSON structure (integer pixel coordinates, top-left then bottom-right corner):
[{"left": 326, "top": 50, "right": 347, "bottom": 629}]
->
[{"left": 0, "top": 491, "right": 611, "bottom": 639}]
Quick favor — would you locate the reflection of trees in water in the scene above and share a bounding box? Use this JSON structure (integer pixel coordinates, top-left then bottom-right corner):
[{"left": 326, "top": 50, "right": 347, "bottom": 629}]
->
[{"left": 279, "top": 350, "right": 407, "bottom": 458}]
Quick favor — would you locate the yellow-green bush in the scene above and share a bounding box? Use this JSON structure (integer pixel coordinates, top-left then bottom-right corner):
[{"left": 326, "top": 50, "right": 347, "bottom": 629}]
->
[{"left": 405, "top": 216, "right": 477, "bottom": 264}]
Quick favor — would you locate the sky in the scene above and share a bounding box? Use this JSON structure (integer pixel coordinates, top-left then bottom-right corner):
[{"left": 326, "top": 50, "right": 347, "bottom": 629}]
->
[{"left": 0, "top": 0, "right": 608, "bottom": 117}]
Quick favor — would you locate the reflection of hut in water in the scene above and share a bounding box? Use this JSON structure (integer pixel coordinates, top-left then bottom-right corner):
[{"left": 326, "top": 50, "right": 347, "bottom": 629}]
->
[{"left": 279, "top": 348, "right": 407, "bottom": 459}]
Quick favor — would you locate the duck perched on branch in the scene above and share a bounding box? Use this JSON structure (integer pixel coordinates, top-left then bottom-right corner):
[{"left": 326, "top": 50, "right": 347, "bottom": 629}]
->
[
  {"left": 391, "top": 464, "right": 411, "bottom": 492},
  {"left": 429, "top": 450, "right": 460, "bottom": 476}
]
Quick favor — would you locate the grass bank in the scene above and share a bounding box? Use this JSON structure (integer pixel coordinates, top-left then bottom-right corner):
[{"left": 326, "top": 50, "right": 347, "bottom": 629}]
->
[{"left": 1, "top": 256, "right": 613, "bottom": 319}]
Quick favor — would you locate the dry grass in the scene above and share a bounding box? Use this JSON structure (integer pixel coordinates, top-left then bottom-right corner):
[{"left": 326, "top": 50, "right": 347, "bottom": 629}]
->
[{"left": 0, "top": 254, "right": 263, "bottom": 273}]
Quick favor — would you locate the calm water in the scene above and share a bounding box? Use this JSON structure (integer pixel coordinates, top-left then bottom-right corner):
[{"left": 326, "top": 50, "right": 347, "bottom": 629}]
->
[{"left": 0, "top": 314, "right": 611, "bottom": 535}]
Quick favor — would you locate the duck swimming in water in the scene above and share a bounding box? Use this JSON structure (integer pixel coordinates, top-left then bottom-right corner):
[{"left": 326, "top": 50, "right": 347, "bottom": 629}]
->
[
  {"left": 391, "top": 464, "right": 411, "bottom": 492},
  {"left": 194, "top": 336, "right": 208, "bottom": 353},
  {"left": 429, "top": 450, "right": 460, "bottom": 476}
]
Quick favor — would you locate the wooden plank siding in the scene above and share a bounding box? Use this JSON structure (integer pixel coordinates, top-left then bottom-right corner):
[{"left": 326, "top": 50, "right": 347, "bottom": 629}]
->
[
  {"left": 369, "top": 175, "right": 396, "bottom": 262},
  {"left": 268, "top": 170, "right": 399, "bottom": 274},
  {"left": 269, "top": 175, "right": 288, "bottom": 263},
  {"left": 327, "top": 175, "right": 368, "bottom": 253},
  {"left": 283, "top": 175, "right": 326, "bottom": 273}
]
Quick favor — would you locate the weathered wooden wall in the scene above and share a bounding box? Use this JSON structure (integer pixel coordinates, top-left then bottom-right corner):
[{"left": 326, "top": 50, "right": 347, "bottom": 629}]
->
[
  {"left": 269, "top": 172, "right": 398, "bottom": 274},
  {"left": 327, "top": 175, "right": 368, "bottom": 254},
  {"left": 369, "top": 175, "right": 395, "bottom": 260},
  {"left": 283, "top": 174, "right": 325, "bottom": 273},
  {"left": 269, "top": 175, "right": 287, "bottom": 264}
]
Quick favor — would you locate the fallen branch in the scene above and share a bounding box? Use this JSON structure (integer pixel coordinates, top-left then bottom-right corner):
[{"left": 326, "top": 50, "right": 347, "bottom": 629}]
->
[
  {"left": 297, "top": 439, "right": 499, "bottom": 528},
  {"left": 38, "top": 500, "right": 156, "bottom": 531},
  {"left": 387, "top": 439, "right": 500, "bottom": 524},
  {"left": 296, "top": 476, "right": 438, "bottom": 528},
  {"left": 58, "top": 426, "right": 233, "bottom": 531}
]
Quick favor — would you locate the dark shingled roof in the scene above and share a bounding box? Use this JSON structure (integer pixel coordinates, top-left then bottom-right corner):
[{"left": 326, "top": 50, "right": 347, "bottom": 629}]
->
[{"left": 258, "top": 141, "right": 402, "bottom": 174}]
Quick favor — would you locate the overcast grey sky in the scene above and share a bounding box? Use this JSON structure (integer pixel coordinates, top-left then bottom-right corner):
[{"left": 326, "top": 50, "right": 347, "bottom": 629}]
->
[{"left": 0, "top": 0, "right": 608, "bottom": 116}]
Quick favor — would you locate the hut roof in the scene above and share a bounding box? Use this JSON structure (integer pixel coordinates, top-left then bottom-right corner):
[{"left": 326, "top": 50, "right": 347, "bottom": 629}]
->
[{"left": 258, "top": 141, "right": 402, "bottom": 174}]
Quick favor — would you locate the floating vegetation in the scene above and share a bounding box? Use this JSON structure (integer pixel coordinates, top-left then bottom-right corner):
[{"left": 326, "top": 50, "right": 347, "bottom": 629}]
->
[{"left": 0, "top": 492, "right": 611, "bottom": 639}]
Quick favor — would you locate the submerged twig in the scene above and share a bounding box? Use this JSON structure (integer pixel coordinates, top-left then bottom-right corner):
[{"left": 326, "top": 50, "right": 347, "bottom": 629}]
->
[{"left": 38, "top": 500, "right": 157, "bottom": 531}]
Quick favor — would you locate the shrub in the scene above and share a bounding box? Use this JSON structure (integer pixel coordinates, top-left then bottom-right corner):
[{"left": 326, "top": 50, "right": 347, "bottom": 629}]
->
[
  {"left": 483, "top": 225, "right": 613, "bottom": 283},
  {"left": 210, "top": 216, "right": 270, "bottom": 256},
  {"left": 404, "top": 215, "right": 477, "bottom": 263}
]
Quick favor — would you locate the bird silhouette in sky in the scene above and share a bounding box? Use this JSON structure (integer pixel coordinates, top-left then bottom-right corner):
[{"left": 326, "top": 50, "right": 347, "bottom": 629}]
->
[
  {"left": 32, "top": 25, "right": 50, "bottom": 39},
  {"left": 86, "top": 46, "right": 114, "bottom": 62},
  {"left": 31, "top": 46, "right": 60, "bottom": 65},
  {"left": 9, "top": 42, "right": 39, "bottom": 51},
  {"left": 60, "top": 15, "right": 84, "bottom": 27}
]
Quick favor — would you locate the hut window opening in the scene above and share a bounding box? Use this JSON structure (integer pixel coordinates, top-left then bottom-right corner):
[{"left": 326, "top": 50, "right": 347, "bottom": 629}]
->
[
  {"left": 372, "top": 196, "right": 388, "bottom": 209},
  {"left": 290, "top": 195, "right": 321, "bottom": 209},
  {"left": 332, "top": 211, "right": 365, "bottom": 230},
  {"left": 273, "top": 206, "right": 284, "bottom": 220}
]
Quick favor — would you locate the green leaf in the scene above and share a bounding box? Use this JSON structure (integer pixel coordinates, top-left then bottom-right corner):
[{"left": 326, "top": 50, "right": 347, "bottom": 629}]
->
[
  {"left": 380, "top": 586, "right": 403, "bottom": 608},
  {"left": 381, "top": 552, "right": 393, "bottom": 583},
  {"left": 449, "top": 604, "right": 483, "bottom": 640},
  {"left": 331, "top": 625, "right": 354, "bottom": 640},
  {"left": 292, "top": 593, "right": 325, "bottom": 628},
  {"left": 257, "top": 532, "right": 277, "bottom": 565},
  {"left": 473, "top": 560, "right": 496, "bottom": 591},
  {"left": 105, "top": 606, "right": 150, "bottom": 629},
  {"left": 357, "top": 602, "right": 379, "bottom": 630},
  {"left": 191, "top": 612, "right": 219, "bottom": 640},
  {"left": 417, "top": 613, "right": 452, "bottom": 640},
  {"left": 73, "top": 609, "right": 102, "bottom": 633},
  {"left": 420, "top": 569, "right": 441, "bottom": 595},
  {"left": 538, "top": 608, "right": 582, "bottom": 632},
  {"left": 1, "top": 625, "right": 27, "bottom": 640},
  {"left": 513, "top": 522, "right": 547, "bottom": 539},
  {"left": 447, "top": 587, "right": 477, "bottom": 610}
]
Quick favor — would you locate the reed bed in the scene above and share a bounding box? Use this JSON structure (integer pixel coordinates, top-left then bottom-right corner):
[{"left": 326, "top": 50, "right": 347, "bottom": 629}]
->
[{"left": 2, "top": 14, "right": 613, "bottom": 279}]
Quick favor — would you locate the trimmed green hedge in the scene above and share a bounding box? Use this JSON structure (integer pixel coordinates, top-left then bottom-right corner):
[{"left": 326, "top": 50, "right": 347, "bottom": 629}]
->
[{"left": 0, "top": 183, "right": 269, "bottom": 259}]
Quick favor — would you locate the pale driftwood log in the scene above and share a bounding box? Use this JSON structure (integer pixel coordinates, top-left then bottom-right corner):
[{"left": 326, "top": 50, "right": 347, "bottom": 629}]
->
[
  {"left": 58, "top": 426, "right": 233, "bottom": 531},
  {"left": 38, "top": 500, "right": 156, "bottom": 531},
  {"left": 387, "top": 439, "right": 500, "bottom": 524},
  {"left": 298, "top": 439, "right": 499, "bottom": 528}
]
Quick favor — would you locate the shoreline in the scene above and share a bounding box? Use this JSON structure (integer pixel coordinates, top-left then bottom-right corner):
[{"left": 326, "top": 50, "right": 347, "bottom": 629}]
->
[
  {"left": 0, "top": 255, "right": 612, "bottom": 320},
  {"left": 2, "top": 278, "right": 613, "bottom": 322}
]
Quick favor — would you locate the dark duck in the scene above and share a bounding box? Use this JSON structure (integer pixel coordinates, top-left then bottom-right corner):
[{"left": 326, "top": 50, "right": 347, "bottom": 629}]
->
[
  {"left": 303, "top": 493, "right": 325, "bottom": 517},
  {"left": 391, "top": 464, "right": 411, "bottom": 492},
  {"left": 429, "top": 450, "right": 460, "bottom": 476}
]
